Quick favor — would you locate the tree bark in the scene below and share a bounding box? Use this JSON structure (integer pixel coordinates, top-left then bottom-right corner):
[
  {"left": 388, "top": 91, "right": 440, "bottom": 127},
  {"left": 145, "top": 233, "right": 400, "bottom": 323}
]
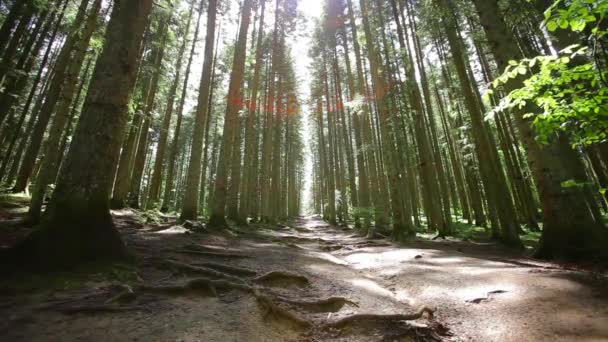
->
[
  {"left": 28, "top": 0, "right": 102, "bottom": 222},
  {"left": 180, "top": 0, "right": 218, "bottom": 221},
  {"left": 12, "top": 0, "right": 91, "bottom": 193},
  {"left": 472, "top": 0, "right": 608, "bottom": 260},
  {"left": 147, "top": 3, "right": 195, "bottom": 208},
  {"left": 6, "top": 0, "right": 153, "bottom": 269}
]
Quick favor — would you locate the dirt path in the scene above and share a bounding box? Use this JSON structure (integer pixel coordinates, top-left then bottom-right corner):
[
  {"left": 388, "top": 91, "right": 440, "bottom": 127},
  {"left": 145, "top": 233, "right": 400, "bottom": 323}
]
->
[{"left": 1, "top": 214, "right": 607, "bottom": 341}]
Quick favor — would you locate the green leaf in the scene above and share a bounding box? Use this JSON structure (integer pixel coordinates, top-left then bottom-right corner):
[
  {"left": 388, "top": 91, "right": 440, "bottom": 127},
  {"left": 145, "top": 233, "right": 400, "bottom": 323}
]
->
[
  {"left": 570, "top": 19, "right": 586, "bottom": 31},
  {"left": 561, "top": 179, "right": 583, "bottom": 188},
  {"left": 517, "top": 66, "right": 527, "bottom": 75}
]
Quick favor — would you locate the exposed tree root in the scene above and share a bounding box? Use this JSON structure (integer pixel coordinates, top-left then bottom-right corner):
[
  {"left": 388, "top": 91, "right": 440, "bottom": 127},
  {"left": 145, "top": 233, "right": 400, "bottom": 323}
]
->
[
  {"left": 283, "top": 242, "right": 305, "bottom": 249},
  {"left": 169, "top": 249, "right": 248, "bottom": 258},
  {"left": 275, "top": 296, "right": 358, "bottom": 313},
  {"left": 182, "top": 243, "right": 242, "bottom": 252},
  {"left": 106, "top": 285, "right": 136, "bottom": 304},
  {"left": 252, "top": 288, "right": 313, "bottom": 328},
  {"left": 467, "top": 290, "right": 508, "bottom": 304},
  {"left": 139, "top": 280, "right": 218, "bottom": 297},
  {"left": 322, "top": 306, "right": 434, "bottom": 329},
  {"left": 253, "top": 271, "right": 310, "bottom": 288},
  {"left": 319, "top": 245, "right": 343, "bottom": 252},
  {"left": 156, "top": 259, "right": 247, "bottom": 284},
  {"left": 194, "top": 262, "right": 257, "bottom": 277},
  {"left": 350, "top": 240, "right": 393, "bottom": 248},
  {"left": 137, "top": 277, "right": 252, "bottom": 297},
  {"left": 275, "top": 236, "right": 330, "bottom": 245},
  {"left": 113, "top": 276, "right": 313, "bottom": 329}
]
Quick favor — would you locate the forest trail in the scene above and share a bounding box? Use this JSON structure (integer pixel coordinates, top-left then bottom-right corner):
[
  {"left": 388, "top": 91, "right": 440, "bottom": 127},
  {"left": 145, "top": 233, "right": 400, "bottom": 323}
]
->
[{"left": 1, "top": 213, "right": 607, "bottom": 341}]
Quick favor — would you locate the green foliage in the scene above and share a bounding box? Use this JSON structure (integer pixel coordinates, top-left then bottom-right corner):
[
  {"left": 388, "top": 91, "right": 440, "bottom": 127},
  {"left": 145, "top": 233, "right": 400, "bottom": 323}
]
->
[
  {"left": 450, "top": 220, "right": 488, "bottom": 241},
  {"left": 519, "top": 230, "right": 542, "bottom": 250},
  {"left": 449, "top": 219, "right": 541, "bottom": 249},
  {"left": 136, "top": 209, "right": 164, "bottom": 225},
  {"left": 351, "top": 206, "right": 375, "bottom": 218},
  {"left": 544, "top": 0, "right": 607, "bottom": 36},
  {"left": 489, "top": 0, "right": 608, "bottom": 146}
]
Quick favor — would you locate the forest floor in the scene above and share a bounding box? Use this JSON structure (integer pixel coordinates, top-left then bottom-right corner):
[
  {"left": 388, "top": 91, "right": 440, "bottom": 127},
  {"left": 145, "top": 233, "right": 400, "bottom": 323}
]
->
[{"left": 0, "top": 198, "right": 607, "bottom": 341}]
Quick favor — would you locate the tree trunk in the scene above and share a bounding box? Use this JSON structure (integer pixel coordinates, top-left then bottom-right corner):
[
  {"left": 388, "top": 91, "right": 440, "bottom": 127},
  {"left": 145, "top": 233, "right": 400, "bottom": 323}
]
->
[
  {"left": 239, "top": 0, "right": 266, "bottom": 223},
  {"left": 147, "top": 3, "right": 195, "bottom": 209},
  {"left": 207, "top": 0, "right": 253, "bottom": 227},
  {"left": 161, "top": 0, "right": 204, "bottom": 212},
  {"left": 6, "top": 0, "right": 153, "bottom": 269},
  {"left": 180, "top": 0, "right": 218, "bottom": 221},
  {"left": 128, "top": 20, "right": 168, "bottom": 209},
  {"left": 12, "top": 0, "right": 91, "bottom": 193},
  {"left": 472, "top": 0, "right": 608, "bottom": 260},
  {"left": 436, "top": 0, "right": 521, "bottom": 247},
  {"left": 28, "top": 0, "right": 102, "bottom": 222}
]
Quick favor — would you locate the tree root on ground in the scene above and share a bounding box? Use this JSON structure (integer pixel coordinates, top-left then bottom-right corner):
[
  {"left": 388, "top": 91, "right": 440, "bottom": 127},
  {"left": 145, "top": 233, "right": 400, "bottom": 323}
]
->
[
  {"left": 275, "top": 236, "right": 331, "bottom": 245},
  {"left": 137, "top": 277, "right": 252, "bottom": 297},
  {"left": 169, "top": 248, "right": 248, "bottom": 258},
  {"left": 138, "top": 279, "right": 218, "bottom": 297},
  {"left": 193, "top": 261, "right": 257, "bottom": 276},
  {"left": 322, "top": 306, "right": 434, "bottom": 329},
  {"left": 155, "top": 259, "right": 247, "bottom": 284},
  {"left": 112, "top": 277, "right": 312, "bottom": 329},
  {"left": 466, "top": 290, "right": 508, "bottom": 304},
  {"left": 293, "top": 227, "right": 313, "bottom": 233},
  {"left": 182, "top": 243, "right": 242, "bottom": 253},
  {"left": 318, "top": 245, "right": 343, "bottom": 252},
  {"left": 253, "top": 271, "right": 310, "bottom": 288},
  {"left": 350, "top": 241, "right": 393, "bottom": 248},
  {"left": 283, "top": 242, "right": 305, "bottom": 249},
  {"left": 106, "top": 285, "right": 136, "bottom": 303},
  {"left": 274, "top": 296, "right": 359, "bottom": 313},
  {"left": 252, "top": 288, "right": 313, "bottom": 329},
  {"left": 38, "top": 275, "right": 439, "bottom": 338}
]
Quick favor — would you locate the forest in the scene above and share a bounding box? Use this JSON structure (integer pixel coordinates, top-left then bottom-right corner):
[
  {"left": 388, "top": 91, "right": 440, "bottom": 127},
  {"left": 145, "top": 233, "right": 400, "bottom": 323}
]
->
[{"left": 0, "top": 0, "right": 607, "bottom": 340}]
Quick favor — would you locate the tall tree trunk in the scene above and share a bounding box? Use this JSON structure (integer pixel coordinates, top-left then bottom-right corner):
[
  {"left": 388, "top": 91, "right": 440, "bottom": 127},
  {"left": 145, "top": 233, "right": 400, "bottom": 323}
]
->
[
  {"left": 199, "top": 21, "right": 222, "bottom": 212},
  {"left": 0, "top": 2, "right": 65, "bottom": 180},
  {"left": 180, "top": 0, "right": 217, "bottom": 221},
  {"left": 346, "top": 0, "right": 385, "bottom": 232},
  {"left": 471, "top": 0, "right": 608, "bottom": 260},
  {"left": 0, "top": 5, "right": 57, "bottom": 123},
  {"left": 239, "top": 0, "right": 266, "bottom": 223},
  {"left": 341, "top": 20, "right": 371, "bottom": 230},
  {"left": 0, "top": 0, "right": 31, "bottom": 56},
  {"left": 161, "top": 0, "right": 204, "bottom": 212},
  {"left": 11, "top": 0, "right": 91, "bottom": 193},
  {"left": 208, "top": 0, "right": 253, "bottom": 227},
  {"left": 128, "top": 19, "right": 168, "bottom": 209},
  {"left": 147, "top": 2, "right": 195, "bottom": 208},
  {"left": 6, "top": 0, "right": 153, "bottom": 269},
  {"left": 436, "top": 0, "right": 521, "bottom": 247},
  {"left": 28, "top": 0, "right": 102, "bottom": 222}
]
